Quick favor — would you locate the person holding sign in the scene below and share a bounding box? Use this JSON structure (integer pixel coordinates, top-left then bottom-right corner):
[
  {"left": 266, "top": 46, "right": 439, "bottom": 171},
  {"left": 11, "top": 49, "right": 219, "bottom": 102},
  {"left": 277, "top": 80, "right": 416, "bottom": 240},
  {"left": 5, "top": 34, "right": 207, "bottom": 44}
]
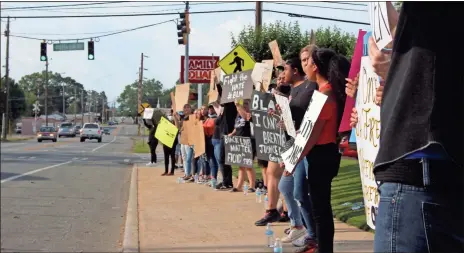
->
[
  {"left": 228, "top": 99, "right": 256, "bottom": 193},
  {"left": 368, "top": 3, "right": 464, "bottom": 253},
  {"left": 143, "top": 118, "right": 158, "bottom": 167},
  {"left": 173, "top": 104, "right": 194, "bottom": 182},
  {"left": 161, "top": 110, "right": 178, "bottom": 176},
  {"left": 303, "top": 48, "right": 350, "bottom": 253}
]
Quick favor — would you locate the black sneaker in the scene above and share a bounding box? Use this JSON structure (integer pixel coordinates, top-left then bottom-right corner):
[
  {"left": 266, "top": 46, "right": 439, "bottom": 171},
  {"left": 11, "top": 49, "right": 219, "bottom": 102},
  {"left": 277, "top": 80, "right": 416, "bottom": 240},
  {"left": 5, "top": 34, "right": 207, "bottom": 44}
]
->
[
  {"left": 279, "top": 211, "right": 290, "bottom": 222},
  {"left": 254, "top": 209, "right": 281, "bottom": 226},
  {"left": 215, "top": 182, "right": 226, "bottom": 190}
]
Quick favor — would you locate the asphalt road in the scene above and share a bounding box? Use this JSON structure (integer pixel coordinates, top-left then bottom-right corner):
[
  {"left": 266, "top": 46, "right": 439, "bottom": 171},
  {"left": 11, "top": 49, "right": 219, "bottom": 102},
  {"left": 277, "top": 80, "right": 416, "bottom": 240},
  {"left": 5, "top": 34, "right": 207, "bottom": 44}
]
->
[{"left": 0, "top": 124, "right": 149, "bottom": 252}]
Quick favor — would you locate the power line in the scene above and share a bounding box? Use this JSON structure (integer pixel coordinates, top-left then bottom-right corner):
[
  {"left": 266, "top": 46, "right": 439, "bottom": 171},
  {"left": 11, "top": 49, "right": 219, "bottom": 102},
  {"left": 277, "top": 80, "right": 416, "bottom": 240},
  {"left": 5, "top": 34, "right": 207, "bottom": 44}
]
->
[
  {"left": 266, "top": 9, "right": 369, "bottom": 25},
  {"left": 1, "top": 2, "right": 130, "bottom": 10},
  {"left": 9, "top": 19, "right": 176, "bottom": 41},
  {"left": 269, "top": 2, "right": 367, "bottom": 12},
  {"left": 8, "top": 7, "right": 185, "bottom": 16},
  {"left": 320, "top": 1, "right": 367, "bottom": 7}
]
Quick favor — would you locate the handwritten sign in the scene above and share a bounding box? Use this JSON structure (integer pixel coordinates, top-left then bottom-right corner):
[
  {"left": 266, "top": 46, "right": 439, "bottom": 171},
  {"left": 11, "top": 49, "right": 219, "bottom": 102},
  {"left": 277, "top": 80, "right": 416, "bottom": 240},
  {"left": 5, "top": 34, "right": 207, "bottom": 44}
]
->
[
  {"left": 155, "top": 117, "right": 179, "bottom": 148},
  {"left": 251, "top": 62, "right": 273, "bottom": 92},
  {"left": 220, "top": 70, "right": 254, "bottom": 104},
  {"left": 281, "top": 91, "right": 327, "bottom": 173},
  {"left": 143, "top": 108, "right": 154, "bottom": 119},
  {"left": 368, "top": 2, "right": 392, "bottom": 50},
  {"left": 224, "top": 136, "right": 254, "bottom": 168},
  {"left": 355, "top": 56, "right": 381, "bottom": 230},
  {"left": 274, "top": 94, "right": 296, "bottom": 138}
]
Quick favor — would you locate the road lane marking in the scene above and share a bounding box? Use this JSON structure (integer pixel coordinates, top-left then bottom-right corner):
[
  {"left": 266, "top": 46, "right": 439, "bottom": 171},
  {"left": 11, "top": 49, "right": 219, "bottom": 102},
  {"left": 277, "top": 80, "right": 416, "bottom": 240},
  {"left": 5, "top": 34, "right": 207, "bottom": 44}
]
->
[
  {"left": 72, "top": 157, "right": 78, "bottom": 160},
  {"left": 29, "top": 157, "right": 36, "bottom": 159},
  {"left": 91, "top": 135, "right": 117, "bottom": 152},
  {"left": 82, "top": 158, "right": 88, "bottom": 160},
  {"left": 1, "top": 161, "right": 72, "bottom": 184},
  {"left": 124, "top": 159, "right": 130, "bottom": 163},
  {"left": 18, "top": 156, "right": 26, "bottom": 159}
]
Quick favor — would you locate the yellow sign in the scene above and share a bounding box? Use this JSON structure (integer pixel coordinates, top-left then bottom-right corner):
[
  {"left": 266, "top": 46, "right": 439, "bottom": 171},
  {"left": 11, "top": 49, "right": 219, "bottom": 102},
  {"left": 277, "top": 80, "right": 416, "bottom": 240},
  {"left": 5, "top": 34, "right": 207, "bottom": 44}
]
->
[
  {"left": 218, "top": 45, "right": 256, "bottom": 75},
  {"left": 154, "top": 117, "right": 178, "bottom": 148},
  {"left": 138, "top": 102, "right": 151, "bottom": 114}
]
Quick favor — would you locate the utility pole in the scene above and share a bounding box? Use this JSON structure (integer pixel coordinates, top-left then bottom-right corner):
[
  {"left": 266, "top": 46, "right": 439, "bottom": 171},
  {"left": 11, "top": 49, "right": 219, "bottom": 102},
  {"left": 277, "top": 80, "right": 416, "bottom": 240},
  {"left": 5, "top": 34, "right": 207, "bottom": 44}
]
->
[
  {"left": 2, "top": 16, "right": 11, "bottom": 140},
  {"left": 255, "top": 1, "right": 263, "bottom": 30},
  {"left": 80, "top": 90, "right": 84, "bottom": 126},
  {"left": 138, "top": 53, "right": 148, "bottom": 135},
  {"left": 62, "top": 82, "right": 66, "bottom": 117},
  {"left": 74, "top": 87, "right": 77, "bottom": 123},
  {"left": 101, "top": 97, "right": 105, "bottom": 123},
  {"left": 44, "top": 58, "right": 49, "bottom": 127},
  {"left": 184, "top": 1, "right": 190, "bottom": 87}
]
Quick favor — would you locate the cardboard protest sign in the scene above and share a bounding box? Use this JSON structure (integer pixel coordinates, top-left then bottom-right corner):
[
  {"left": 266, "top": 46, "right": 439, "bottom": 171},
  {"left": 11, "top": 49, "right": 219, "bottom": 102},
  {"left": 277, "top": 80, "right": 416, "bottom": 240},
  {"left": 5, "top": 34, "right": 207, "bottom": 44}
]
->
[
  {"left": 175, "top": 83, "right": 190, "bottom": 113},
  {"left": 339, "top": 29, "right": 367, "bottom": 134},
  {"left": 208, "top": 69, "right": 219, "bottom": 104},
  {"left": 274, "top": 94, "right": 297, "bottom": 138},
  {"left": 220, "top": 70, "right": 254, "bottom": 104},
  {"left": 281, "top": 91, "right": 327, "bottom": 173},
  {"left": 251, "top": 62, "right": 273, "bottom": 92},
  {"left": 368, "top": 2, "right": 392, "bottom": 50},
  {"left": 179, "top": 118, "right": 191, "bottom": 145},
  {"left": 269, "top": 40, "right": 285, "bottom": 67},
  {"left": 188, "top": 119, "right": 206, "bottom": 158},
  {"left": 154, "top": 117, "right": 178, "bottom": 148},
  {"left": 143, "top": 108, "right": 155, "bottom": 119},
  {"left": 355, "top": 56, "right": 382, "bottom": 230},
  {"left": 251, "top": 91, "right": 285, "bottom": 162},
  {"left": 224, "top": 136, "right": 254, "bottom": 168},
  {"left": 309, "top": 29, "right": 316, "bottom": 46}
]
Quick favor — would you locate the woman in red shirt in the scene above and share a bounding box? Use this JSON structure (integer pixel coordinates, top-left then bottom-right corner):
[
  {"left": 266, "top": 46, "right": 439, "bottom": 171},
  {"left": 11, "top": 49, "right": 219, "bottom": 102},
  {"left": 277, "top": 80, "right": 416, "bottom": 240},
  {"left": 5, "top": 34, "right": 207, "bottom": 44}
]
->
[{"left": 302, "top": 48, "right": 350, "bottom": 253}]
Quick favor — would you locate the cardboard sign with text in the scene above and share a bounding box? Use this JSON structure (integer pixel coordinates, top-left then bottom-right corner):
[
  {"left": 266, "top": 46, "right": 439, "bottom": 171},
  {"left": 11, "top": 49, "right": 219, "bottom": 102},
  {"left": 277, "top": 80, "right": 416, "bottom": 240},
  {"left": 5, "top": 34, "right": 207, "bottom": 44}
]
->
[
  {"left": 220, "top": 70, "right": 254, "bottom": 104},
  {"left": 180, "top": 56, "right": 219, "bottom": 84},
  {"left": 224, "top": 136, "right": 254, "bottom": 168},
  {"left": 251, "top": 62, "right": 273, "bottom": 92},
  {"left": 368, "top": 2, "right": 392, "bottom": 50},
  {"left": 274, "top": 94, "right": 297, "bottom": 138},
  {"left": 269, "top": 40, "right": 285, "bottom": 67},
  {"left": 355, "top": 56, "right": 381, "bottom": 230},
  {"left": 281, "top": 91, "right": 328, "bottom": 173},
  {"left": 251, "top": 91, "right": 286, "bottom": 162},
  {"left": 175, "top": 83, "right": 190, "bottom": 113}
]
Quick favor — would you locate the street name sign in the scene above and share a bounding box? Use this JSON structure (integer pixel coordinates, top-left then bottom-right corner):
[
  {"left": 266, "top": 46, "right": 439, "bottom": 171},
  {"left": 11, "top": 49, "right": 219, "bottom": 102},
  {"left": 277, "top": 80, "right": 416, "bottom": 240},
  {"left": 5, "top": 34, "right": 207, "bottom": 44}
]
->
[{"left": 53, "top": 42, "right": 85, "bottom": 52}]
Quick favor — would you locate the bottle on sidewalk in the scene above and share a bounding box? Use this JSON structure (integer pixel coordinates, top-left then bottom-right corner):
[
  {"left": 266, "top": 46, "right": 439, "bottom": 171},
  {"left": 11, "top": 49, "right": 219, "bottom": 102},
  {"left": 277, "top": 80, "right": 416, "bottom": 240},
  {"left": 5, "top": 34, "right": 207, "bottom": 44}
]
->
[
  {"left": 265, "top": 223, "right": 275, "bottom": 248},
  {"left": 256, "top": 188, "right": 262, "bottom": 203},
  {"left": 243, "top": 183, "right": 249, "bottom": 195},
  {"left": 211, "top": 178, "right": 217, "bottom": 189},
  {"left": 273, "top": 238, "right": 283, "bottom": 253},
  {"left": 264, "top": 194, "right": 269, "bottom": 210},
  {"left": 194, "top": 174, "right": 199, "bottom": 183}
]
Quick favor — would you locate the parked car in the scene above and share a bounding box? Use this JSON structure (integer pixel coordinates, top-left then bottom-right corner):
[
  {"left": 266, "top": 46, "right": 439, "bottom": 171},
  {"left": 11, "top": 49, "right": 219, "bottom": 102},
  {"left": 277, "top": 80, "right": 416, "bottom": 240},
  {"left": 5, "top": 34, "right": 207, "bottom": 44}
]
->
[
  {"left": 15, "top": 126, "right": 22, "bottom": 134},
  {"left": 74, "top": 125, "right": 82, "bottom": 135},
  {"left": 80, "top": 123, "right": 103, "bottom": 142},
  {"left": 58, "top": 127, "right": 76, "bottom": 138},
  {"left": 339, "top": 135, "right": 358, "bottom": 159},
  {"left": 37, "top": 126, "right": 57, "bottom": 142}
]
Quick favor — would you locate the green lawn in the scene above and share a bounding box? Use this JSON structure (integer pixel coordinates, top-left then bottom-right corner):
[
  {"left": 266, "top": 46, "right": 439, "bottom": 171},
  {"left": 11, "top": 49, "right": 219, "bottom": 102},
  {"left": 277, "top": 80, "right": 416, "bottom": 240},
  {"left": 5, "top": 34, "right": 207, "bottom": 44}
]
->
[
  {"left": 132, "top": 138, "right": 150, "bottom": 153},
  {"left": 232, "top": 158, "right": 371, "bottom": 232},
  {"left": 0, "top": 136, "right": 34, "bottom": 142}
]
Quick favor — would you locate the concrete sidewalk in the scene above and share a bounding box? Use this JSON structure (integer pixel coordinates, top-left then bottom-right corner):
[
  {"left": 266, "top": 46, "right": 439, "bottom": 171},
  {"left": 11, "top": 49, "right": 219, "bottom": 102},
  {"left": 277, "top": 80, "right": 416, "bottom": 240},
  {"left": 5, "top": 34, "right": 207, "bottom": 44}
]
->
[{"left": 137, "top": 166, "right": 374, "bottom": 253}]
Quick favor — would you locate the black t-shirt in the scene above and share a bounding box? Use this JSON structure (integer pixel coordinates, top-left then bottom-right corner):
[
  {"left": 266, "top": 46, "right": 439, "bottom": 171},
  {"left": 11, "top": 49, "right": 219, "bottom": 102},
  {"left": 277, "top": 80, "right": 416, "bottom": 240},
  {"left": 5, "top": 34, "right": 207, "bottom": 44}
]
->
[
  {"left": 374, "top": 3, "right": 464, "bottom": 182},
  {"left": 234, "top": 116, "right": 252, "bottom": 137},
  {"left": 213, "top": 115, "right": 223, "bottom": 139},
  {"left": 288, "top": 80, "right": 318, "bottom": 130},
  {"left": 220, "top": 103, "right": 238, "bottom": 135}
]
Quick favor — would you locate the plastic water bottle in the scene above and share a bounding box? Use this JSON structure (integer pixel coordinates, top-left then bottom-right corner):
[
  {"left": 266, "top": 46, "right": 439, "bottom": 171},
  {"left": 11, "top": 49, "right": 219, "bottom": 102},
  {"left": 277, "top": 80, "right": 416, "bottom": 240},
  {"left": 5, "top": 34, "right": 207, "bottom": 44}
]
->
[
  {"left": 177, "top": 177, "right": 182, "bottom": 184},
  {"left": 273, "top": 238, "right": 283, "bottom": 253},
  {"left": 211, "top": 178, "right": 217, "bottom": 189},
  {"left": 264, "top": 194, "right": 269, "bottom": 210},
  {"left": 256, "top": 188, "right": 262, "bottom": 203},
  {"left": 194, "top": 174, "right": 199, "bottom": 183},
  {"left": 265, "top": 223, "right": 274, "bottom": 247},
  {"left": 243, "top": 183, "right": 249, "bottom": 195}
]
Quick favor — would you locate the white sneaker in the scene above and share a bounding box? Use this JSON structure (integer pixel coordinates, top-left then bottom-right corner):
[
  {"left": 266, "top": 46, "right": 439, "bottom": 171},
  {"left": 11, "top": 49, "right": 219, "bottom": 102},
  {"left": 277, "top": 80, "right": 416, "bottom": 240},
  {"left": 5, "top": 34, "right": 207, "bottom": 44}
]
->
[
  {"left": 281, "top": 228, "right": 306, "bottom": 243},
  {"left": 146, "top": 162, "right": 153, "bottom": 166}
]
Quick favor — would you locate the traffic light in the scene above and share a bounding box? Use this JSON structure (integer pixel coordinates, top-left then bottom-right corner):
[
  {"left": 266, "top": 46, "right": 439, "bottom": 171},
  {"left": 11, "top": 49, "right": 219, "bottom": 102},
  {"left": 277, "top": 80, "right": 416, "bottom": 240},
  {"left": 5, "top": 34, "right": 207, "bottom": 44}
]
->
[
  {"left": 88, "top": 41, "right": 95, "bottom": 60},
  {"left": 40, "top": 42, "right": 47, "bottom": 61},
  {"left": 177, "top": 11, "right": 190, "bottom": 45}
]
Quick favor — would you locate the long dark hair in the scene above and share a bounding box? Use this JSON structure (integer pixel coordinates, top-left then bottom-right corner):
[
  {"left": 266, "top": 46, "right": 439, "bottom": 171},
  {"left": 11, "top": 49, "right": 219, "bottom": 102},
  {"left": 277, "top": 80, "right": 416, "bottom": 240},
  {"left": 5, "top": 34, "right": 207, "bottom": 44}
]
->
[{"left": 311, "top": 48, "right": 350, "bottom": 128}]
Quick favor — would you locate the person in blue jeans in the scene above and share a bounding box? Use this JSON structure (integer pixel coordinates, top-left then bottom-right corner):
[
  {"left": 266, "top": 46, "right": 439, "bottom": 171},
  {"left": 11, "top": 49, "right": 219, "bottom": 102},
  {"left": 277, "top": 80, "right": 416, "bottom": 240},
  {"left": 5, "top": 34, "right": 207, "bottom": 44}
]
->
[
  {"left": 173, "top": 104, "right": 194, "bottom": 181},
  {"left": 211, "top": 105, "right": 223, "bottom": 181}
]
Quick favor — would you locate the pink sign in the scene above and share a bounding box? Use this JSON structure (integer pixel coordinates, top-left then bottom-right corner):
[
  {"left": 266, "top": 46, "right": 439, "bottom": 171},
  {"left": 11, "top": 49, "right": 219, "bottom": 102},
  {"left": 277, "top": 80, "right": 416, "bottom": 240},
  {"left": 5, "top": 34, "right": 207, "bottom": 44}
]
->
[{"left": 338, "top": 29, "right": 366, "bottom": 133}]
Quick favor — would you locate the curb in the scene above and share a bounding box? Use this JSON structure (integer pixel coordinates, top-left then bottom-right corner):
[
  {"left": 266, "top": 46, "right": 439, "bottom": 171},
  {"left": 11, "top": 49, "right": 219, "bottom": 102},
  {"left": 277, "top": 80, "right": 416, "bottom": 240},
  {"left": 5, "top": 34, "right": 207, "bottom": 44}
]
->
[{"left": 122, "top": 164, "right": 139, "bottom": 253}]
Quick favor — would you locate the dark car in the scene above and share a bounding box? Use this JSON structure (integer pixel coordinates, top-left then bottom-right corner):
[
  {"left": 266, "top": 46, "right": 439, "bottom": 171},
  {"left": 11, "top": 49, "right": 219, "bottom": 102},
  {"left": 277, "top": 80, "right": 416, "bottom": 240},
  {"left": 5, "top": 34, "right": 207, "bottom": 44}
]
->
[
  {"left": 103, "top": 127, "right": 111, "bottom": 135},
  {"left": 74, "top": 125, "right": 82, "bottom": 135},
  {"left": 58, "top": 127, "right": 76, "bottom": 138},
  {"left": 37, "top": 126, "right": 57, "bottom": 142}
]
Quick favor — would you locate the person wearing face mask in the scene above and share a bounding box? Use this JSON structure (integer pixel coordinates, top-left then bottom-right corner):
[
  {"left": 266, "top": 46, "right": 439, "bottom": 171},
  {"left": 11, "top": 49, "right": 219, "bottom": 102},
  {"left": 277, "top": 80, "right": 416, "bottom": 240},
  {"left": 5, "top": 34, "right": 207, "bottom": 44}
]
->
[
  {"left": 203, "top": 105, "right": 218, "bottom": 184},
  {"left": 161, "top": 110, "right": 177, "bottom": 176},
  {"left": 173, "top": 104, "right": 194, "bottom": 181},
  {"left": 143, "top": 117, "right": 158, "bottom": 167}
]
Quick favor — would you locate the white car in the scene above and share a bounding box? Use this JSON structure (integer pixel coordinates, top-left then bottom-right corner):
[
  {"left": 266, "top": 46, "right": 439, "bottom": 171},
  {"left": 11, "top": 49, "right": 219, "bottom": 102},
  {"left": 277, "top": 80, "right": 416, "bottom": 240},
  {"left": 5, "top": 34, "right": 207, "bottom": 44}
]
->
[{"left": 80, "top": 123, "right": 103, "bottom": 142}]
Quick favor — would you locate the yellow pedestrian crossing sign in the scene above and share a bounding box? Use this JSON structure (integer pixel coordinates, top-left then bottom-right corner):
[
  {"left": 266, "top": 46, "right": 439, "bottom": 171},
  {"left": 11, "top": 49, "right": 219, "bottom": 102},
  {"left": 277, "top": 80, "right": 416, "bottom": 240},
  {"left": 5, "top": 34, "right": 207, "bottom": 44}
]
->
[
  {"left": 218, "top": 45, "right": 256, "bottom": 75},
  {"left": 138, "top": 102, "right": 151, "bottom": 115}
]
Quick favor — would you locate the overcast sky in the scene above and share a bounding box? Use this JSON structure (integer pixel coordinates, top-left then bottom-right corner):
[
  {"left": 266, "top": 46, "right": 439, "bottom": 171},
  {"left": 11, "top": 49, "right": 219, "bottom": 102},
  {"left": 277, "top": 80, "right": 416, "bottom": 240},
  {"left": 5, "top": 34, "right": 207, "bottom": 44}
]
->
[{"left": 0, "top": 1, "right": 369, "bottom": 104}]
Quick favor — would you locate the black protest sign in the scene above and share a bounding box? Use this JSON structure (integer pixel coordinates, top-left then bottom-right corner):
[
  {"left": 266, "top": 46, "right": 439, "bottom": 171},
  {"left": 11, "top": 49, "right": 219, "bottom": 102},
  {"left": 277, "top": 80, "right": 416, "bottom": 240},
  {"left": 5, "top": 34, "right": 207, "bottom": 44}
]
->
[
  {"left": 220, "top": 70, "right": 254, "bottom": 104},
  {"left": 252, "top": 110, "right": 286, "bottom": 162},
  {"left": 224, "top": 136, "right": 254, "bottom": 168},
  {"left": 250, "top": 90, "right": 276, "bottom": 111}
]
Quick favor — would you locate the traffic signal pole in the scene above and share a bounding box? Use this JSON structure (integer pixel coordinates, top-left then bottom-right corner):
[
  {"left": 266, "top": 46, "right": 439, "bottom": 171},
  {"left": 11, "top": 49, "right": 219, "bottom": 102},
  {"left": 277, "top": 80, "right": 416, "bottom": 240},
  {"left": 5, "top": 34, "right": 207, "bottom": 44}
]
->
[
  {"left": 45, "top": 59, "right": 49, "bottom": 127},
  {"left": 2, "top": 17, "right": 10, "bottom": 140},
  {"left": 184, "top": 1, "right": 190, "bottom": 90}
]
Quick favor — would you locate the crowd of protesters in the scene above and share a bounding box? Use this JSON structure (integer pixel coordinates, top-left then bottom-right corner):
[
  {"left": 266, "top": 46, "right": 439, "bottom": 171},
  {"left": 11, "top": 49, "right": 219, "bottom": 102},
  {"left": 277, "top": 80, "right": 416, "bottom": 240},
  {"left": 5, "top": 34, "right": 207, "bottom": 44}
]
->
[{"left": 142, "top": 3, "right": 463, "bottom": 253}]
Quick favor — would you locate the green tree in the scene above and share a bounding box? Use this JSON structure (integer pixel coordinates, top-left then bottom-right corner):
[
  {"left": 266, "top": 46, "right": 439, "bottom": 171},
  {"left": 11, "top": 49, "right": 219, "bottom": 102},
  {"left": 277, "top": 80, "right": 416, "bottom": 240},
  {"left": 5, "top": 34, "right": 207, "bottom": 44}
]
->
[
  {"left": 231, "top": 21, "right": 356, "bottom": 61},
  {"left": 116, "top": 78, "right": 165, "bottom": 117},
  {"left": 0, "top": 77, "right": 26, "bottom": 121}
]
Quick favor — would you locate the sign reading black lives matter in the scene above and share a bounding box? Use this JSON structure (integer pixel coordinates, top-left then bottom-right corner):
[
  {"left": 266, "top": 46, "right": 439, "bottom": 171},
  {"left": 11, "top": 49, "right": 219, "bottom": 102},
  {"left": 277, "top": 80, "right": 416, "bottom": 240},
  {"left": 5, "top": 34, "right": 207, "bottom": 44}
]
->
[
  {"left": 224, "top": 136, "right": 254, "bottom": 168},
  {"left": 220, "top": 70, "right": 254, "bottom": 104},
  {"left": 281, "top": 91, "right": 328, "bottom": 173},
  {"left": 251, "top": 91, "right": 286, "bottom": 162}
]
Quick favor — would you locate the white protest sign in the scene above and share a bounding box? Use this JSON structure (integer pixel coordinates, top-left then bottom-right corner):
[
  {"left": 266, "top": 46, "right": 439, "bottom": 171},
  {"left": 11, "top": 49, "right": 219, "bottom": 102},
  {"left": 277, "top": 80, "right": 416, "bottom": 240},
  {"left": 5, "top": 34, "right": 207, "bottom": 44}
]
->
[
  {"left": 281, "top": 91, "right": 327, "bottom": 173},
  {"left": 368, "top": 2, "right": 392, "bottom": 50},
  {"left": 355, "top": 56, "right": 381, "bottom": 230},
  {"left": 143, "top": 108, "right": 155, "bottom": 119},
  {"left": 251, "top": 62, "right": 273, "bottom": 92},
  {"left": 274, "top": 94, "right": 296, "bottom": 138}
]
